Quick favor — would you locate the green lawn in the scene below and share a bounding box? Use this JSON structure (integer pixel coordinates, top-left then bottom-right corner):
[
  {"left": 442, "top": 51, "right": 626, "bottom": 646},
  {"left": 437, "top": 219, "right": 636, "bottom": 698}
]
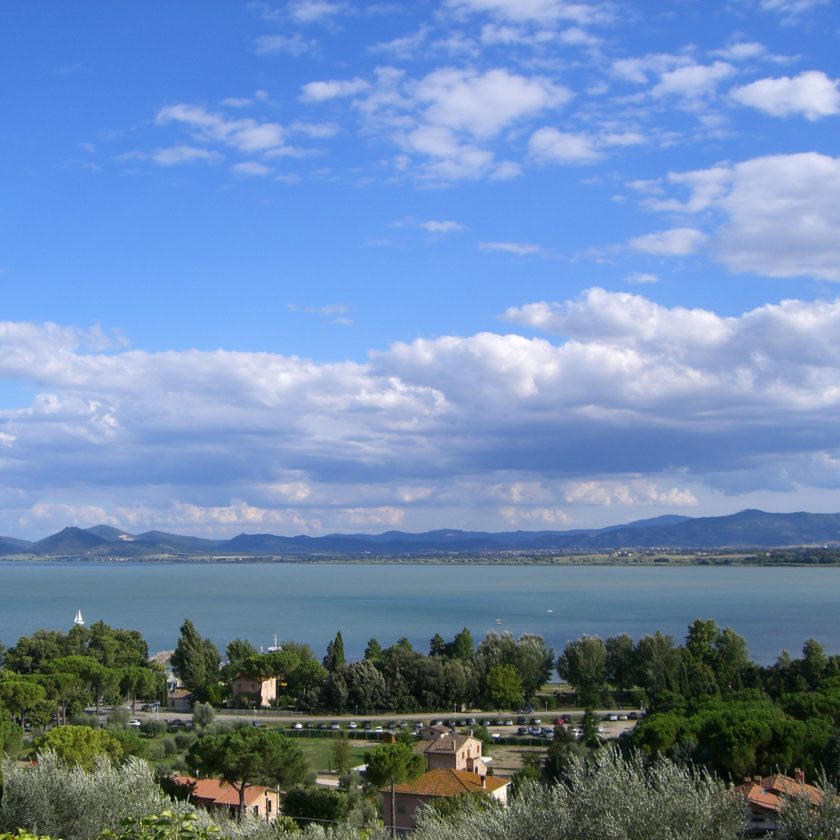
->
[{"left": 294, "top": 739, "right": 370, "bottom": 774}]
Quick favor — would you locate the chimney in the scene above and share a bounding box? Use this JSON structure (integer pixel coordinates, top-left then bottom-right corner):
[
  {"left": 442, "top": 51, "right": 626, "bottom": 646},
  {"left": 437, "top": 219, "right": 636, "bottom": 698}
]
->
[{"left": 795, "top": 768, "right": 805, "bottom": 784}]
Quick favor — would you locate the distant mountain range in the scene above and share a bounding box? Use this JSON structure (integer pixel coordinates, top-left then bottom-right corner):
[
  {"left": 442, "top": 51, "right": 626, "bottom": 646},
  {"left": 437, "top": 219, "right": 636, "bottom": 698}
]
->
[{"left": 2, "top": 510, "right": 840, "bottom": 558}]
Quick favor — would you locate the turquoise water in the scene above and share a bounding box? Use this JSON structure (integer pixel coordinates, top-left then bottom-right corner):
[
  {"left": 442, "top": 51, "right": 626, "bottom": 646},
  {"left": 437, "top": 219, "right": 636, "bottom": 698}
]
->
[{"left": 1, "top": 562, "right": 839, "bottom": 665}]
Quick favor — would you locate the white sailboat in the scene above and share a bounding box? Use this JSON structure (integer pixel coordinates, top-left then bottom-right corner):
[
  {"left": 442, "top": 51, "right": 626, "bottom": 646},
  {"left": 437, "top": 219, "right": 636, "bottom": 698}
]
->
[{"left": 74, "top": 609, "right": 85, "bottom": 626}]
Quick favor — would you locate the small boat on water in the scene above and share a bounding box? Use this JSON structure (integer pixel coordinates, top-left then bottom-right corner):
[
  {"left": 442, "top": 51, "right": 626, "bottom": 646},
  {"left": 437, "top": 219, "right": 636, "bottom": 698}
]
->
[
  {"left": 74, "top": 609, "right": 85, "bottom": 626},
  {"left": 495, "top": 618, "right": 503, "bottom": 625}
]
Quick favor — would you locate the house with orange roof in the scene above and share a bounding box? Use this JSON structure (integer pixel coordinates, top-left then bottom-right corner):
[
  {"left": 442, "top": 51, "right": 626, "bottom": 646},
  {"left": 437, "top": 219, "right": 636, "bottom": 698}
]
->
[
  {"left": 734, "top": 769, "right": 821, "bottom": 835},
  {"left": 172, "top": 775, "right": 280, "bottom": 822},
  {"left": 382, "top": 768, "right": 509, "bottom": 833}
]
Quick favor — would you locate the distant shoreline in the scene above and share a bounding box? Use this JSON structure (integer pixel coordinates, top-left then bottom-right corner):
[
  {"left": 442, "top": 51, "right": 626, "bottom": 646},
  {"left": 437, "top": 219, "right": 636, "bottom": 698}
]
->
[{"left": 2, "top": 550, "right": 840, "bottom": 567}]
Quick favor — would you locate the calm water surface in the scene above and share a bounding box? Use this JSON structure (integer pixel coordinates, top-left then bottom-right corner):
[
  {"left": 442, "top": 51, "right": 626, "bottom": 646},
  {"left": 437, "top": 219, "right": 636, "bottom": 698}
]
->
[{"left": 1, "top": 562, "right": 838, "bottom": 664}]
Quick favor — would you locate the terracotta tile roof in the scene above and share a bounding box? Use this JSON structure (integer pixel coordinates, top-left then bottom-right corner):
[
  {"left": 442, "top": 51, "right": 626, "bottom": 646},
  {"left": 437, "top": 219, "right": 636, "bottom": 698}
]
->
[
  {"left": 387, "top": 769, "right": 509, "bottom": 797},
  {"left": 173, "top": 775, "right": 273, "bottom": 807},
  {"left": 734, "top": 774, "right": 822, "bottom": 813},
  {"left": 421, "top": 733, "right": 481, "bottom": 754}
]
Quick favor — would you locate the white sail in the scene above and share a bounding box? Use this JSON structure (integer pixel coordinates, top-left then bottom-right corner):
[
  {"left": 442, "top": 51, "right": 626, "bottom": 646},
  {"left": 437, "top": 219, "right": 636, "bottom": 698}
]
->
[{"left": 74, "top": 610, "right": 85, "bottom": 626}]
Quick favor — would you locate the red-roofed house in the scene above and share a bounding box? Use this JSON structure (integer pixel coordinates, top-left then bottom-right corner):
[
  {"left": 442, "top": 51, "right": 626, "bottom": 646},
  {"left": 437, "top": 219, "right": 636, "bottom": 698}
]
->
[
  {"left": 173, "top": 775, "right": 280, "bottom": 822},
  {"left": 734, "top": 770, "right": 821, "bottom": 835},
  {"left": 382, "top": 768, "right": 510, "bottom": 833}
]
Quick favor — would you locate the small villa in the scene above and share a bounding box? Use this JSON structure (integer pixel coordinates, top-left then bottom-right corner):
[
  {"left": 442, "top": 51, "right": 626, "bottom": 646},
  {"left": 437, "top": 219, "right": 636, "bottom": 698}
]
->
[
  {"left": 734, "top": 770, "right": 821, "bottom": 835},
  {"left": 231, "top": 674, "right": 277, "bottom": 707},
  {"left": 382, "top": 768, "right": 510, "bottom": 833},
  {"left": 415, "top": 730, "right": 488, "bottom": 775},
  {"left": 172, "top": 775, "right": 280, "bottom": 822}
]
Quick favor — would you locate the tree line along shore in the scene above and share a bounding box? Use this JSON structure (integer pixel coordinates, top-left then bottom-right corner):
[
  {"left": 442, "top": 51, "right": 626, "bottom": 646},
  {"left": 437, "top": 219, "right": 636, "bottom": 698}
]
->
[{"left": 4, "top": 618, "right": 840, "bottom": 838}]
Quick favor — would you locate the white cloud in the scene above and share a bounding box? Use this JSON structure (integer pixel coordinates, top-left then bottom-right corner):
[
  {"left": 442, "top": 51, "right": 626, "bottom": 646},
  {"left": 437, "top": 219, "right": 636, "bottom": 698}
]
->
[
  {"left": 563, "top": 480, "right": 698, "bottom": 507},
  {"left": 760, "top": 0, "right": 828, "bottom": 20},
  {"left": 611, "top": 53, "right": 692, "bottom": 85},
  {"left": 255, "top": 33, "right": 318, "bottom": 57},
  {"left": 151, "top": 146, "right": 222, "bottom": 166},
  {"left": 730, "top": 70, "right": 840, "bottom": 120},
  {"left": 410, "top": 67, "right": 570, "bottom": 139},
  {"left": 499, "top": 506, "right": 574, "bottom": 525},
  {"left": 300, "top": 77, "right": 371, "bottom": 102},
  {"left": 628, "top": 227, "right": 707, "bottom": 256},
  {"left": 445, "top": 0, "right": 611, "bottom": 25},
  {"left": 639, "top": 153, "right": 840, "bottom": 281},
  {"left": 232, "top": 161, "right": 273, "bottom": 176},
  {"left": 528, "top": 127, "right": 601, "bottom": 163},
  {"left": 652, "top": 61, "right": 735, "bottom": 101},
  {"left": 716, "top": 153, "right": 840, "bottom": 280},
  {"left": 710, "top": 41, "right": 767, "bottom": 62},
  {"left": 626, "top": 272, "right": 659, "bottom": 285},
  {"left": 420, "top": 220, "right": 465, "bottom": 234},
  {"left": 155, "top": 104, "right": 287, "bottom": 154},
  {"left": 289, "top": 0, "right": 346, "bottom": 24},
  {"left": 303, "top": 65, "right": 570, "bottom": 181},
  {"left": 479, "top": 241, "right": 542, "bottom": 255},
  {"left": 8, "top": 289, "right": 840, "bottom": 533}
]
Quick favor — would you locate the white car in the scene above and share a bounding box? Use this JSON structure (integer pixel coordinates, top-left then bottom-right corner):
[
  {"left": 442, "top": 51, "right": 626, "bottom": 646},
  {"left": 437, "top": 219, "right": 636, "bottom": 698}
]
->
[
  {"left": 293, "top": 722, "right": 303, "bottom": 730},
  {"left": 128, "top": 719, "right": 142, "bottom": 728}
]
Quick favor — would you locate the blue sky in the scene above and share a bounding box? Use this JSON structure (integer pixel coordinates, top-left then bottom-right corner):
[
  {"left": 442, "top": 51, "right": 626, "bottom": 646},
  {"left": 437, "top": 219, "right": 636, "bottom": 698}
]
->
[{"left": 1, "top": 0, "right": 840, "bottom": 539}]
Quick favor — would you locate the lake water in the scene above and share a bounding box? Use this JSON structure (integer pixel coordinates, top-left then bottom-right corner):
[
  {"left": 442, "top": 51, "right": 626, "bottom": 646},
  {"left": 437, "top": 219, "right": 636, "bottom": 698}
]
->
[{"left": 1, "top": 561, "right": 839, "bottom": 665}]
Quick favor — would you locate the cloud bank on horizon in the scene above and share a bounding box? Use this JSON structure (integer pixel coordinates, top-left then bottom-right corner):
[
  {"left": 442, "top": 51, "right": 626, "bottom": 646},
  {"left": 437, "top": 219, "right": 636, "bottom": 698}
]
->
[{"left": 0, "top": 0, "right": 839, "bottom": 538}]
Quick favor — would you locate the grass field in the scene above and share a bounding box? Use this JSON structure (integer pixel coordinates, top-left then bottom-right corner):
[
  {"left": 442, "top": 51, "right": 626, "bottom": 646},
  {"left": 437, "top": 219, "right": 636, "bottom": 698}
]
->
[{"left": 294, "top": 739, "right": 371, "bottom": 774}]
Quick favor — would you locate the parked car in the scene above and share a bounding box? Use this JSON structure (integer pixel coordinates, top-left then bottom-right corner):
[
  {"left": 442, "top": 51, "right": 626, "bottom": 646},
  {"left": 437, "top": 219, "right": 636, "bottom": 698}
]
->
[
  {"left": 517, "top": 726, "right": 528, "bottom": 735},
  {"left": 541, "top": 727, "right": 555, "bottom": 737},
  {"left": 330, "top": 721, "right": 341, "bottom": 730},
  {"left": 348, "top": 721, "right": 358, "bottom": 729},
  {"left": 293, "top": 722, "right": 303, "bottom": 729},
  {"left": 374, "top": 725, "right": 383, "bottom": 734},
  {"left": 128, "top": 719, "right": 142, "bottom": 728}
]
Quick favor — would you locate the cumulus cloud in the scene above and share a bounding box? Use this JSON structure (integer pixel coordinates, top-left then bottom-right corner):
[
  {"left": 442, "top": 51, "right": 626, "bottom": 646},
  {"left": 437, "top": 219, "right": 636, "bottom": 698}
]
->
[
  {"left": 151, "top": 146, "right": 222, "bottom": 166},
  {"left": 155, "top": 104, "right": 289, "bottom": 154},
  {"left": 651, "top": 61, "right": 735, "bottom": 101},
  {"left": 636, "top": 153, "right": 840, "bottom": 280},
  {"left": 628, "top": 227, "right": 707, "bottom": 256},
  {"left": 255, "top": 33, "right": 318, "bottom": 57},
  {"left": 528, "top": 127, "right": 601, "bottom": 163},
  {"left": 6, "top": 289, "right": 840, "bottom": 533},
  {"left": 300, "top": 78, "right": 370, "bottom": 102},
  {"left": 730, "top": 70, "right": 840, "bottom": 120},
  {"left": 301, "top": 65, "right": 570, "bottom": 181}
]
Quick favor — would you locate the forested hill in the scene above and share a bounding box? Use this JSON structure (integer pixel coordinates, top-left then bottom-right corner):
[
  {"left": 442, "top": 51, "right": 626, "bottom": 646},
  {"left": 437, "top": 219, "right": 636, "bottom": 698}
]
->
[{"left": 2, "top": 509, "right": 840, "bottom": 558}]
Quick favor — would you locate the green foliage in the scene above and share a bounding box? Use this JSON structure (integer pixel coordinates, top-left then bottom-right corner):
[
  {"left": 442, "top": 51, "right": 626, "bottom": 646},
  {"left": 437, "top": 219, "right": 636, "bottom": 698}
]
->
[
  {"left": 484, "top": 664, "right": 522, "bottom": 710},
  {"left": 411, "top": 749, "right": 745, "bottom": 840},
  {"left": 99, "top": 811, "right": 217, "bottom": 840},
  {"left": 332, "top": 734, "right": 352, "bottom": 775},
  {"left": 192, "top": 703, "right": 215, "bottom": 730},
  {"left": 187, "top": 727, "right": 307, "bottom": 816},
  {"left": 33, "top": 725, "right": 123, "bottom": 769},
  {"left": 0, "top": 715, "right": 24, "bottom": 758},
  {"left": 557, "top": 636, "right": 606, "bottom": 706},
  {"left": 0, "top": 753, "right": 171, "bottom": 840},
  {"left": 322, "top": 632, "right": 346, "bottom": 674},
  {"left": 282, "top": 786, "right": 349, "bottom": 827},
  {"left": 170, "top": 621, "right": 220, "bottom": 698}
]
